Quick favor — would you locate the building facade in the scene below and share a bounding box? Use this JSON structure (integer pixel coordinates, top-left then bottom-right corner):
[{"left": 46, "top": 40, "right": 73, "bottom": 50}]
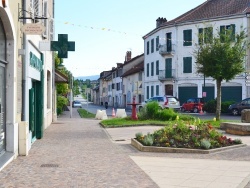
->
[
  {"left": 0, "top": 0, "right": 55, "bottom": 171},
  {"left": 143, "top": 0, "right": 250, "bottom": 105}
]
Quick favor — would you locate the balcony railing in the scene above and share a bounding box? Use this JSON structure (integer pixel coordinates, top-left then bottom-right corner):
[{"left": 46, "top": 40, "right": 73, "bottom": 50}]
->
[
  {"left": 159, "top": 44, "right": 175, "bottom": 56},
  {"left": 158, "top": 69, "right": 176, "bottom": 81}
]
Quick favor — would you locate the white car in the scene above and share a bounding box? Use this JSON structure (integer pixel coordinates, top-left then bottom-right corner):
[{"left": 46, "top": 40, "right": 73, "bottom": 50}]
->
[
  {"left": 138, "top": 95, "right": 180, "bottom": 111},
  {"left": 72, "top": 101, "right": 82, "bottom": 108}
]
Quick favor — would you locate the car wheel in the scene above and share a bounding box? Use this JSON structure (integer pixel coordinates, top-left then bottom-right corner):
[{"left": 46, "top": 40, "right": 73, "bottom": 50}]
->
[
  {"left": 193, "top": 107, "right": 199, "bottom": 113},
  {"left": 231, "top": 108, "right": 239, "bottom": 116}
]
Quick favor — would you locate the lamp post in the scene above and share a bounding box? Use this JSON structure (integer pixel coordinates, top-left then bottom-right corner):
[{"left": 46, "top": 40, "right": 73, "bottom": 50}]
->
[{"left": 70, "top": 74, "right": 73, "bottom": 118}]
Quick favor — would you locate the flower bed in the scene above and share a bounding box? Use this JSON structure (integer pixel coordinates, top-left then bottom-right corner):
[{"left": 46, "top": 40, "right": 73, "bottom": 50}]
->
[{"left": 135, "top": 121, "right": 243, "bottom": 150}]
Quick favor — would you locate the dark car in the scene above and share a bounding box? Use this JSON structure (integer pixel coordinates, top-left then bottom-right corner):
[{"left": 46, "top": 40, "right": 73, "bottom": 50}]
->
[
  {"left": 228, "top": 98, "right": 250, "bottom": 115},
  {"left": 180, "top": 98, "right": 204, "bottom": 113}
]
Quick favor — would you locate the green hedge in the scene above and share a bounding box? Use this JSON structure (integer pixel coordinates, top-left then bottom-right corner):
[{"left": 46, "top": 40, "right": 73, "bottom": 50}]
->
[{"left": 203, "top": 99, "right": 235, "bottom": 113}]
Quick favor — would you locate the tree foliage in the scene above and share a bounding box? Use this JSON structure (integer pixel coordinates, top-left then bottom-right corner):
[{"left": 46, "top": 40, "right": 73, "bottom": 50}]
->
[{"left": 194, "top": 26, "right": 248, "bottom": 120}]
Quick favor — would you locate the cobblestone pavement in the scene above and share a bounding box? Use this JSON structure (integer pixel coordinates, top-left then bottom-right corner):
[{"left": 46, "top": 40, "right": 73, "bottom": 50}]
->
[
  {"left": 1, "top": 107, "right": 250, "bottom": 187},
  {"left": 0, "top": 110, "right": 158, "bottom": 188}
]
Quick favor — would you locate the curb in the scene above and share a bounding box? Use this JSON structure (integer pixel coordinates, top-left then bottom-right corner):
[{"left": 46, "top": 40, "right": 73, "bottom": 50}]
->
[{"left": 131, "top": 138, "right": 247, "bottom": 154}]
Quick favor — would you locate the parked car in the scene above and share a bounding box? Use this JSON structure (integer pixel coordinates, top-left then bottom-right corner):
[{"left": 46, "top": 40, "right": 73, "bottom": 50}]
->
[
  {"left": 72, "top": 100, "right": 82, "bottom": 108},
  {"left": 138, "top": 95, "right": 180, "bottom": 111},
  {"left": 180, "top": 98, "right": 204, "bottom": 113},
  {"left": 228, "top": 98, "right": 250, "bottom": 115}
]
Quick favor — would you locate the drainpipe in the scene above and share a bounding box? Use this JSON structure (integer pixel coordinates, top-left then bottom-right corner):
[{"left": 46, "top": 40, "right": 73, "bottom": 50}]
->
[{"left": 21, "top": 0, "right": 26, "bottom": 121}]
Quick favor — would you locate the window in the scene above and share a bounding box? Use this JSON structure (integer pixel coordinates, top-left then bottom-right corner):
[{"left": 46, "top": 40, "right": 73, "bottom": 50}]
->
[
  {"left": 199, "top": 27, "right": 213, "bottom": 44},
  {"left": 112, "top": 83, "right": 115, "bottom": 89},
  {"left": 146, "top": 86, "right": 149, "bottom": 99},
  {"left": 147, "top": 41, "right": 149, "bottom": 55},
  {"left": 112, "top": 72, "right": 115, "bottom": 78},
  {"left": 156, "top": 60, "right": 159, "bottom": 75},
  {"left": 151, "top": 62, "right": 154, "bottom": 76},
  {"left": 183, "top": 29, "right": 192, "bottom": 46},
  {"left": 151, "top": 86, "right": 154, "bottom": 97},
  {"left": 183, "top": 57, "right": 192, "bottom": 73},
  {"left": 139, "top": 72, "right": 142, "bottom": 81},
  {"left": 151, "top": 39, "right": 154, "bottom": 53},
  {"left": 220, "top": 24, "right": 235, "bottom": 42},
  {"left": 166, "top": 32, "right": 172, "bottom": 51},
  {"left": 116, "top": 83, "right": 120, "bottom": 91},
  {"left": 156, "top": 85, "right": 159, "bottom": 96},
  {"left": 156, "top": 36, "right": 159, "bottom": 51},
  {"left": 147, "top": 63, "right": 149, "bottom": 77}
]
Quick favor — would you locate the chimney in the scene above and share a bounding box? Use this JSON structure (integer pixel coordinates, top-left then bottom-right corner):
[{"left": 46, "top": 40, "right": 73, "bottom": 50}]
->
[
  {"left": 156, "top": 17, "right": 167, "bottom": 28},
  {"left": 125, "top": 51, "right": 131, "bottom": 62}
]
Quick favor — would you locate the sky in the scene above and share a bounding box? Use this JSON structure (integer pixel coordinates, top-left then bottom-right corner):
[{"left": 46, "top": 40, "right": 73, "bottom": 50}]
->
[{"left": 55, "top": 0, "right": 207, "bottom": 77}]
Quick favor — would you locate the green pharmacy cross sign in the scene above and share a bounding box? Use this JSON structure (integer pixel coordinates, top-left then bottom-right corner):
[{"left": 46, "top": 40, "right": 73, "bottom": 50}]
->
[{"left": 51, "top": 34, "right": 75, "bottom": 58}]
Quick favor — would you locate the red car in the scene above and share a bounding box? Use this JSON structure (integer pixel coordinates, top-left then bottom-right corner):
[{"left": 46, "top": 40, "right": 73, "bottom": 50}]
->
[{"left": 180, "top": 98, "right": 205, "bottom": 113}]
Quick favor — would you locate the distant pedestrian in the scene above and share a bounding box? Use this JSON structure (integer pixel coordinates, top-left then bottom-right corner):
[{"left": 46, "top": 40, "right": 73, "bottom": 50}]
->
[{"left": 105, "top": 102, "right": 108, "bottom": 109}]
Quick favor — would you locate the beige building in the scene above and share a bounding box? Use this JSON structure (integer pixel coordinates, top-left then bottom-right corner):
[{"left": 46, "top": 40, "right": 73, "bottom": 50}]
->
[{"left": 0, "top": 0, "right": 55, "bottom": 171}]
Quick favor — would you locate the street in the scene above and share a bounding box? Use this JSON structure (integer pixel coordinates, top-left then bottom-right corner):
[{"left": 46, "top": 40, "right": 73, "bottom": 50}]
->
[{"left": 75, "top": 97, "right": 241, "bottom": 121}]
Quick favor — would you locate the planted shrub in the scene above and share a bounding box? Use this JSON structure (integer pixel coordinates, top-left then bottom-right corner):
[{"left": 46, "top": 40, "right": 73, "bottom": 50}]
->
[
  {"left": 203, "top": 99, "right": 216, "bottom": 113},
  {"left": 200, "top": 139, "right": 211, "bottom": 149},
  {"left": 135, "top": 132, "right": 143, "bottom": 139},
  {"left": 137, "top": 107, "right": 148, "bottom": 120},
  {"left": 157, "top": 108, "right": 177, "bottom": 121},
  {"left": 146, "top": 101, "right": 160, "bottom": 119},
  {"left": 234, "top": 139, "right": 242, "bottom": 144},
  {"left": 203, "top": 99, "right": 236, "bottom": 113},
  {"left": 142, "top": 133, "right": 154, "bottom": 146},
  {"left": 136, "top": 121, "right": 242, "bottom": 149}
]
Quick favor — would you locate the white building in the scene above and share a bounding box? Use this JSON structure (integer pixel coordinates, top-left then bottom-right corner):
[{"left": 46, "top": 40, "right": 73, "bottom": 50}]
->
[
  {"left": 121, "top": 53, "right": 144, "bottom": 108},
  {"left": 143, "top": 0, "right": 250, "bottom": 105}
]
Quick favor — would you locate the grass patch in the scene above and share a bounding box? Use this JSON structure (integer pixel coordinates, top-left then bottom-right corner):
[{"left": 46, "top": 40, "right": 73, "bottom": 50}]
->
[
  {"left": 100, "top": 117, "right": 240, "bottom": 128},
  {"left": 77, "top": 109, "right": 96, "bottom": 118},
  {"left": 100, "top": 118, "right": 169, "bottom": 128}
]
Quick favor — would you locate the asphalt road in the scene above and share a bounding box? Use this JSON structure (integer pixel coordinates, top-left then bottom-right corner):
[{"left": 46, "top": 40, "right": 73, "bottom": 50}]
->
[{"left": 74, "top": 98, "right": 241, "bottom": 121}]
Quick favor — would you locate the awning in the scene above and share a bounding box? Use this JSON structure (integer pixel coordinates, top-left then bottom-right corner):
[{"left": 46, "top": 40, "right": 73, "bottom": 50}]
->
[{"left": 55, "top": 70, "right": 68, "bottom": 83}]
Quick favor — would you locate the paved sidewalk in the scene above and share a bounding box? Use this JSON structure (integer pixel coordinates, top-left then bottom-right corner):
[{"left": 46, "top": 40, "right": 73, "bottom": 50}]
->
[
  {"left": 0, "top": 109, "right": 157, "bottom": 188},
  {"left": 1, "top": 107, "right": 250, "bottom": 187}
]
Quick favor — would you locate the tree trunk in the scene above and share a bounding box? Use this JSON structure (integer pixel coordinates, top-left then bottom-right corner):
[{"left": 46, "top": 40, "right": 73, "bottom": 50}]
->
[{"left": 216, "top": 79, "right": 222, "bottom": 121}]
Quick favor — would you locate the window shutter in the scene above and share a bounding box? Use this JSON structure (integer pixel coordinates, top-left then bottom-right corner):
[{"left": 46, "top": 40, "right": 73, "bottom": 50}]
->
[
  {"left": 151, "top": 39, "right": 154, "bottom": 53},
  {"left": 156, "top": 85, "right": 159, "bottom": 96},
  {"left": 151, "top": 62, "right": 154, "bottom": 76},
  {"left": 156, "top": 36, "right": 159, "bottom": 51},
  {"left": 231, "top": 24, "right": 236, "bottom": 41},
  {"left": 151, "top": 86, "right": 154, "bottom": 97},
  {"left": 220, "top": 26, "right": 225, "bottom": 42},
  {"left": 147, "top": 41, "right": 149, "bottom": 55},
  {"left": 146, "top": 86, "right": 149, "bottom": 99},
  {"left": 43, "top": 1, "right": 48, "bottom": 37},
  {"left": 183, "top": 57, "right": 192, "bottom": 73},
  {"left": 183, "top": 30, "right": 192, "bottom": 46},
  {"left": 198, "top": 28, "right": 203, "bottom": 45},
  {"left": 50, "top": 19, "right": 54, "bottom": 40},
  {"left": 156, "top": 60, "right": 159, "bottom": 75},
  {"left": 147, "top": 63, "right": 149, "bottom": 77},
  {"left": 166, "top": 32, "right": 172, "bottom": 52}
]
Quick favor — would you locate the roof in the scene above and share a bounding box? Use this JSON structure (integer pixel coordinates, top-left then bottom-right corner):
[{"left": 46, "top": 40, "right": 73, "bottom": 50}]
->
[
  {"left": 124, "top": 53, "right": 144, "bottom": 65},
  {"left": 121, "top": 61, "right": 144, "bottom": 77},
  {"left": 55, "top": 70, "right": 68, "bottom": 83},
  {"left": 144, "top": 0, "right": 250, "bottom": 38}
]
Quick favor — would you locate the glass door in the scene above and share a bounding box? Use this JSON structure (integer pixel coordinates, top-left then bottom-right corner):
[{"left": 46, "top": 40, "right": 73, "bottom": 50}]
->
[{"left": 0, "top": 63, "right": 5, "bottom": 155}]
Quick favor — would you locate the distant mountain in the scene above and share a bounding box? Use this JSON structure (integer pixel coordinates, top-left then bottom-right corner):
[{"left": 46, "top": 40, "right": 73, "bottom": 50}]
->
[{"left": 75, "top": 75, "right": 99, "bottom": 81}]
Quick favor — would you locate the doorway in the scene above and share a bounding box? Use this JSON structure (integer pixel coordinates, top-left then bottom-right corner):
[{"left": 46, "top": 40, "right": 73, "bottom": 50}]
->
[{"left": 165, "top": 84, "right": 173, "bottom": 96}]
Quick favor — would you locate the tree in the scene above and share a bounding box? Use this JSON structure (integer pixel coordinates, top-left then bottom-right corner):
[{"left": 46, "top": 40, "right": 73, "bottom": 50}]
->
[{"left": 194, "top": 26, "right": 248, "bottom": 121}]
